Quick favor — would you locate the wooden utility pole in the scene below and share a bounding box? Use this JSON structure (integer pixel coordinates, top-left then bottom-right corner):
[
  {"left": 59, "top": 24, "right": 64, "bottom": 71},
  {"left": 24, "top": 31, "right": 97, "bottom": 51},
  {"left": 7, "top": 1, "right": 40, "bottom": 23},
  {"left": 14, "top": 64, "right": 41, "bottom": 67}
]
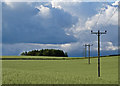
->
[
  {"left": 87, "top": 44, "right": 93, "bottom": 64},
  {"left": 91, "top": 30, "right": 107, "bottom": 77},
  {"left": 83, "top": 44, "right": 93, "bottom": 64}
]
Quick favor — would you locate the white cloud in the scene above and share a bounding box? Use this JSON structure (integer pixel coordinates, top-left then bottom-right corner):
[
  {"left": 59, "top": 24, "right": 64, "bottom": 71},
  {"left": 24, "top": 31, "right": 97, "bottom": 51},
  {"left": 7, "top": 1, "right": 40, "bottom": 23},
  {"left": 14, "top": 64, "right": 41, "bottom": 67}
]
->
[
  {"left": 92, "top": 41, "right": 118, "bottom": 51},
  {"left": 51, "top": 1, "right": 118, "bottom": 43},
  {"left": 85, "top": 2, "right": 118, "bottom": 29},
  {"left": 112, "top": 0, "right": 119, "bottom": 6},
  {"left": 104, "top": 42, "right": 118, "bottom": 51},
  {"left": 51, "top": 1, "right": 83, "bottom": 17},
  {"left": 51, "top": 1, "right": 62, "bottom": 9},
  {"left": 28, "top": 43, "right": 77, "bottom": 53},
  {"left": 61, "top": 43, "right": 71, "bottom": 48},
  {"left": 51, "top": 2, "right": 103, "bottom": 39},
  {"left": 68, "top": 18, "right": 90, "bottom": 32},
  {"left": 35, "top": 5, "right": 51, "bottom": 18}
]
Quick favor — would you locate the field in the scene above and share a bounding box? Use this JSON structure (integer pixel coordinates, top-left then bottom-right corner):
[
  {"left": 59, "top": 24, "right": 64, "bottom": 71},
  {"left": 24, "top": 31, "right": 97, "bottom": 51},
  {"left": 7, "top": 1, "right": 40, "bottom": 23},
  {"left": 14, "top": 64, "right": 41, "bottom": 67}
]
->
[
  {"left": 2, "top": 56, "right": 118, "bottom": 84},
  {"left": 2, "top": 56, "right": 86, "bottom": 60}
]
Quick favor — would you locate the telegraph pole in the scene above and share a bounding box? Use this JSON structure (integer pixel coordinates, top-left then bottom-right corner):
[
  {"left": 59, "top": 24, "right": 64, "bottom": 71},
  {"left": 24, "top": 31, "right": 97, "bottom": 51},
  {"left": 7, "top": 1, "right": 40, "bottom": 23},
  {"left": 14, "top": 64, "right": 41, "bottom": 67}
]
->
[
  {"left": 83, "top": 44, "right": 93, "bottom": 64},
  {"left": 87, "top": 44, "right": 93, "bottom": 64},
  {"left": 91, "top": 30, "right": 107, "bottom": 77}
]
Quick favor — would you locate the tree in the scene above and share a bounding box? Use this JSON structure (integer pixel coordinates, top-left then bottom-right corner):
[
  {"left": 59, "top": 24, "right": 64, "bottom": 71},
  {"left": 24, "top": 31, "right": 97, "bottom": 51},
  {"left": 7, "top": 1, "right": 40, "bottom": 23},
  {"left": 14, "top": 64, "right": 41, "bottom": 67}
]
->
[{"left": 20, "top": 49, "right": 68, "bottom": 57}]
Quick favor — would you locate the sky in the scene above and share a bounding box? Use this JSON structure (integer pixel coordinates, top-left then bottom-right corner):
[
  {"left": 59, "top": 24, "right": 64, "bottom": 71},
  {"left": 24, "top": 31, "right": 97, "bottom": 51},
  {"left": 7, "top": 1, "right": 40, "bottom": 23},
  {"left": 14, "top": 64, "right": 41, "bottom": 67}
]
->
[{"left": 1, "top": 0, "right": 119, "bottom": 57}]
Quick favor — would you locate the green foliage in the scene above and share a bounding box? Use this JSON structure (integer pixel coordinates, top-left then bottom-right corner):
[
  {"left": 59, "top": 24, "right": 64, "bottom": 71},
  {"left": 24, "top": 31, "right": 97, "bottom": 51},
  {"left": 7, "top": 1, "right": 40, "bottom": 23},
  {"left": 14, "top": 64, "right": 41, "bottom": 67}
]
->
[
  {"left": 21, "top": 49, "right": 68, "bottom": 57},
  {"left": 2, "top": 56, "right": 118, "bottom": 84}
]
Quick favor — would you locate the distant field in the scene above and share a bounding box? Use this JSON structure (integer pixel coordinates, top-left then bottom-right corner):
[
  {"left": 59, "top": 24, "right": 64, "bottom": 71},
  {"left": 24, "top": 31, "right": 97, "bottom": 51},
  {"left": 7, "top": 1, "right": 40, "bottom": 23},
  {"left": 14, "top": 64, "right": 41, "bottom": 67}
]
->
[
  {"left": 1, "top": 56, "right": 87, "bottom": 60},
  {"left": 1, "top": 56, "right": 109, "bottom": 60},
  {"left": 2, "top": 56, "right": 118, "bottom": 84},
  {"left": 2, "top": 56, "right": 84, "bottom": 59}
]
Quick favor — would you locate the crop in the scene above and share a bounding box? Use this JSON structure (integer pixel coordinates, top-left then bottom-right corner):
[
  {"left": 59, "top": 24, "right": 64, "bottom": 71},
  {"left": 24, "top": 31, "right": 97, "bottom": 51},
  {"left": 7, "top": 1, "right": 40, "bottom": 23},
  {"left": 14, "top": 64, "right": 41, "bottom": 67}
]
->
[{"left": 2, "top": 56, "right": 118, "bottom": 84}]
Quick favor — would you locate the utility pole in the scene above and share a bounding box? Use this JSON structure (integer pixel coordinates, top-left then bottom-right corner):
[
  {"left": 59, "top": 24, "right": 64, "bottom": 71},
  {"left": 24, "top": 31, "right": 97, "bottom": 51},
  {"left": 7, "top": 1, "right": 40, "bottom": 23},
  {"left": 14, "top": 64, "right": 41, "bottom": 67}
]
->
[
  {"left": 83, "top": 44, "right": 93, "bottom": 64},
  {"left": 87, "top": 44, "right": 93, "bottom": 64},
  {"left": 91, "top": 30, "right": 107, "bottom": 77},
  {"left": 83, "top": 44, "right": 87, "bottom": 58}
]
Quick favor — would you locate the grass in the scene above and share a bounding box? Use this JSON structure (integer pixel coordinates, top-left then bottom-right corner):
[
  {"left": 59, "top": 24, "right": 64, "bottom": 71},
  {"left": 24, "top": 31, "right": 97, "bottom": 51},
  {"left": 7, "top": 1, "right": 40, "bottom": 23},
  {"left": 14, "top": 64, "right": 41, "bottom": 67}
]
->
[
  {"left": 2, "top": 56, "right": 118, "bottom": 84},
  {"left": 1, "top": 56, "right": 87, "bottom": 60},
  {"left": 1, "top": 56, "right": 85, "bottom": 59}
]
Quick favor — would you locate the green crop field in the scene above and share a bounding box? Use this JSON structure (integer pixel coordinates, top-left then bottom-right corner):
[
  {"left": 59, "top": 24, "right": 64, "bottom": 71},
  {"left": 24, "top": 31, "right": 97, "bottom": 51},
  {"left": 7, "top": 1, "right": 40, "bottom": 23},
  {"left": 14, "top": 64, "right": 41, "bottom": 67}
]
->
[
  {"left": 1, "top": 56, "right": 85, "bottom": 59},
  {"left": 2, "top": 56, "right": 118, "bottom": 84}
]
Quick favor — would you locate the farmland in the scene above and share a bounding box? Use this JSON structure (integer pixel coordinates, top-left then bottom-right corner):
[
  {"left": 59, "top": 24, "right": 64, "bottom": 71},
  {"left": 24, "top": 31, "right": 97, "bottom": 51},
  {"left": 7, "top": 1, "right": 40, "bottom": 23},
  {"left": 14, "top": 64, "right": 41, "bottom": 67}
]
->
[{"left": 2, "top": 56, "right": 118, "bottom": 84}]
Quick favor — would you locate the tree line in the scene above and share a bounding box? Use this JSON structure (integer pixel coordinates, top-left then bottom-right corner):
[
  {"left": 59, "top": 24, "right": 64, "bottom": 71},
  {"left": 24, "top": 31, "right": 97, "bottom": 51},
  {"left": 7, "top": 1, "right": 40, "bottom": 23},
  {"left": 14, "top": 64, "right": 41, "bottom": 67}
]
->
[{"left": 21, "top": 49, "right": 68, "bottom": 57}]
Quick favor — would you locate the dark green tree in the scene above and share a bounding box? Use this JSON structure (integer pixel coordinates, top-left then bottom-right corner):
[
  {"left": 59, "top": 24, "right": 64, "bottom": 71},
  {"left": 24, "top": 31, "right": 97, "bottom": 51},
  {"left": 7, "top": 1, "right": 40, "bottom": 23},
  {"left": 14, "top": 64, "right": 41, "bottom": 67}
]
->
[{"left": 21, "top": 49, "right": 68, "bottom": 57}]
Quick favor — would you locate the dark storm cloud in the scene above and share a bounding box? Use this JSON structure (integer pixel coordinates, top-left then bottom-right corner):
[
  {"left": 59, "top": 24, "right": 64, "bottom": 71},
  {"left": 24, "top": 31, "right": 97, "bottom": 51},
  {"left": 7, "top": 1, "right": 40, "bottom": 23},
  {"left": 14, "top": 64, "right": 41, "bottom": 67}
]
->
[{"left": 2, "top": 2, "right": 78, "bottom": 44}]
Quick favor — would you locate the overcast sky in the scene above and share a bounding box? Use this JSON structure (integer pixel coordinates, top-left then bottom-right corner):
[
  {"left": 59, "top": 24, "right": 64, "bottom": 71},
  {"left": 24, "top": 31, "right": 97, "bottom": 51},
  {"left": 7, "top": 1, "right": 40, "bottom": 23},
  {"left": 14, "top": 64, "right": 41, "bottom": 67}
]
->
[{"left": 2, "top": 0, "right": 119, "bottom": 57}]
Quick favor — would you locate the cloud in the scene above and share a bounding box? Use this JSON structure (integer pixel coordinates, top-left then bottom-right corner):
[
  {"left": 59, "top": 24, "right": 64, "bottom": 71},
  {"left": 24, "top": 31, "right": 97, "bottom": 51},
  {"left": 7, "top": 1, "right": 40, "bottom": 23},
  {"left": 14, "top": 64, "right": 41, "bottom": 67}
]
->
[
  {"left": 2, "top": 2, "right": 78, "bottom": 44},
  {"left": 2, "top": 2, "right": 118, "bottom": 56},
  {"left": 92, "top": 41, "right": 118, "bottom": 51},
  {"left": 0, "top": 2, "right": 1, "bottom": 56},
  {"left": 64, "top": 2, "right": 118, "bottom": 46},
  {"left": 51, "top": 2, "right": 104, "bottom": 41},
  {"left": 105, "top": 42, "right": 118, "bottom": 51},
  {"left": 2, "top": 41, "right": 118, "bottom": 56},
  {"left": 51, "top": 1, "right": 102, "bottom": 18},
  {"left": 35, "top": 5, "right": 51, "bottom": 18},
  {"left": 2, "top": 42, "right": 85, "bottom": 56},
  {"left": 112, "top": 0, "right": 119, "bottom": 6},
  {"left": 85, "top": 1, "right": 118, "bottom": 29},
  {"left": 0, "top": 1, "right": 2, "bottom": 43}
]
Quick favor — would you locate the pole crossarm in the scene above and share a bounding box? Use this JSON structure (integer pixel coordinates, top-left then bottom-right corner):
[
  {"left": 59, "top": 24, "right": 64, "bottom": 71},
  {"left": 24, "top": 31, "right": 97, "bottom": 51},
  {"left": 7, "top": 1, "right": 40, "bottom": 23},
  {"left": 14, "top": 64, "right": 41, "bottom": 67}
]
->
[
  {"left": 91, "top": 30, "right": 98, "bottom": 35},
  {"left": 100, "top": 31, "right": 107, "bottom": 34},
  {"left": 85, "top": 44, "right": 93, "bottom": 46},
  {"left": 91, "top": 30, "right": 107, "bottom": 35}
]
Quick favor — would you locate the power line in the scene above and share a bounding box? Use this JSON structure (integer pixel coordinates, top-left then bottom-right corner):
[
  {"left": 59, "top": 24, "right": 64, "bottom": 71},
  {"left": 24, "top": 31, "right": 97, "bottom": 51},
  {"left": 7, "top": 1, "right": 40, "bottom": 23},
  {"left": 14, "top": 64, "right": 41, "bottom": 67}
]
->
[
  {"left": 97, "top": 1, "right": 118, "bottom": 30},
  {"left": 106, "top": 7, "right": 118, "bottom": 24},
  {"left": 93, "top": 0, "right": 111, "bottom": 29},
  {"left": 93, "top": 1, "right": 118, "bottom": 30},
  {"left": 93, "top": 2, "right": 107, "bottom": 29}
]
